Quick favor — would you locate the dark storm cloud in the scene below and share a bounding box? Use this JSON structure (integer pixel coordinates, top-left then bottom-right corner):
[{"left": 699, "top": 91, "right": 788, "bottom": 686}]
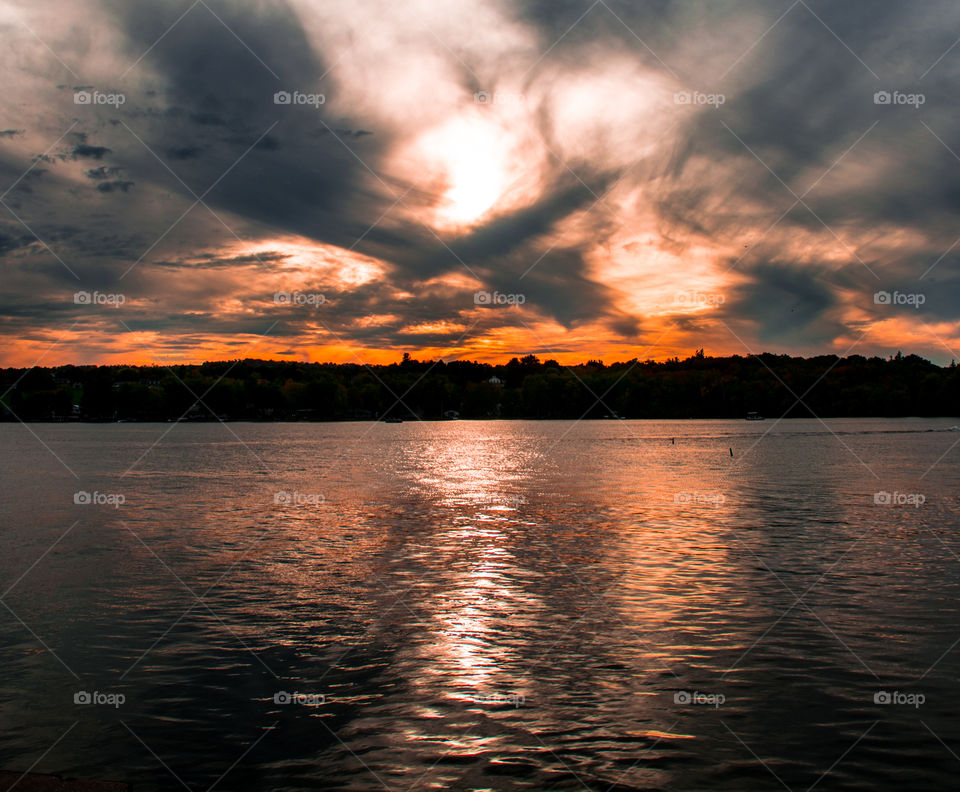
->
[
  {"left": 86, "top": 166, "right": 123, "bottom": 179},
  {"left": 252, "top": 134, "right": 281, "bottom": 151},
  {"left": 72, "top": 144, "right": 112, "bottom": 159},
  {"left": 95, "top": 180, "right": 134, "bottom": 192},
  {"left": 100, "top": 0, "right": 364, "bottom": 209},
  {"left": 311, "top": 128, "right": 373, "bottom": 140},
  {"left": 151, "top": 251, "right": 291, "bottom": 270},
  {"left": 165, "top": 146, "right": 203, "bottom": 160},
  {"left": 730, "top": 7, "right": 954, "bottom": 226},
  {"left": 0, "top": 231, "right": 31, "bottom": 256},
  {"left": 724, "top": 261, "right": 842, "bottom": 346},
  {"left": 0, "top": 130, "right": 23, "bottom": 138}
]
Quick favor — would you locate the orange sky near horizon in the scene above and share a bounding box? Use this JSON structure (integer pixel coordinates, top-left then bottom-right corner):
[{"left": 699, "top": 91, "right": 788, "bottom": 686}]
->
[{"left": 2, "top": 223, "right": 956, "bottom": 368}]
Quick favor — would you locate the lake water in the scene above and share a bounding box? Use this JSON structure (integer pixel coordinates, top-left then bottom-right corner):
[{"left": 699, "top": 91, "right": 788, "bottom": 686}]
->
[{"left": 1, "top": 419, "right": 959, "bottom": 791}]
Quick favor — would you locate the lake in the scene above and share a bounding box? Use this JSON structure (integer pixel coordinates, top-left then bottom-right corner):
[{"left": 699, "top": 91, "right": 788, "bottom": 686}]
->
[{"left": 1, "top": 419, "right": 959, "bottom": 790}]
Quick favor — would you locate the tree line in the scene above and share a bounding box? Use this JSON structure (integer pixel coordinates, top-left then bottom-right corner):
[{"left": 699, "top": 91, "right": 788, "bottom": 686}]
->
[{"left": 2, "top": 350, "right": 958, "bottom": 421}]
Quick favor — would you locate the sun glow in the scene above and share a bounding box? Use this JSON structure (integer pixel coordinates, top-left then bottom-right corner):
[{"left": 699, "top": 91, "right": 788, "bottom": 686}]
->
[
  {"left": 432, "top": 116, "right": 509, "bottom": 226},
  {"left": 400, "top": 112, "right": 538, "bottom": 231}
]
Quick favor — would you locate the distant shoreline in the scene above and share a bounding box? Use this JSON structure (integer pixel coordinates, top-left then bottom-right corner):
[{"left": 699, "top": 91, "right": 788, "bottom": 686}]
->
[{"left": 4, "top": 353, "right": 957, "bottom": 422}]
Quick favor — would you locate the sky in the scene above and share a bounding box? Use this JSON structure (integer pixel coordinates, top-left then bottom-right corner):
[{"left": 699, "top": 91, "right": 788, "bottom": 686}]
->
[{"left": 2, "top": 0, "right": 960, "bottom": 367}]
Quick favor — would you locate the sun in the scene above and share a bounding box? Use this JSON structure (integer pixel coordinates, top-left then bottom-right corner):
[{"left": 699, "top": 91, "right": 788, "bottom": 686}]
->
[
  {"left": 408, "top": 115, "right": 514, "bottom": 230},
  {"left": 437, "top": 120, "right": 506, "bottom": 224}
]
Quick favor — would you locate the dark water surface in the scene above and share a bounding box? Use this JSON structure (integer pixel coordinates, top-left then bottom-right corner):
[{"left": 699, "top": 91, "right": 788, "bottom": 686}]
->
[{"left": 1, "top": 419, "right": 959, "bottom": 790}]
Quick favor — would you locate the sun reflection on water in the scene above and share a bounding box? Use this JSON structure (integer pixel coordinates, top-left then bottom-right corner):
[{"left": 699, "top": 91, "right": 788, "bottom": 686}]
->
[{"left": 386, "top": 427, "right": 543, "bottom": 718}]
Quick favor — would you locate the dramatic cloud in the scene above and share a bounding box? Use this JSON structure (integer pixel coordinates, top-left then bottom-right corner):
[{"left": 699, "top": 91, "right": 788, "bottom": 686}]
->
[{"left": 1, "top": 0, "right": 959, "bottom": 365}]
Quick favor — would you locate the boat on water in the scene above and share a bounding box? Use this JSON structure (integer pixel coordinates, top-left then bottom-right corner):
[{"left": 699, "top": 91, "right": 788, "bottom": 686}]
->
[
  {"left": 381, "top": 416, "right": 403, "bottom": 423},
  {"left": 745, "top": 411, "right": 764, "bottom": 421}
]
